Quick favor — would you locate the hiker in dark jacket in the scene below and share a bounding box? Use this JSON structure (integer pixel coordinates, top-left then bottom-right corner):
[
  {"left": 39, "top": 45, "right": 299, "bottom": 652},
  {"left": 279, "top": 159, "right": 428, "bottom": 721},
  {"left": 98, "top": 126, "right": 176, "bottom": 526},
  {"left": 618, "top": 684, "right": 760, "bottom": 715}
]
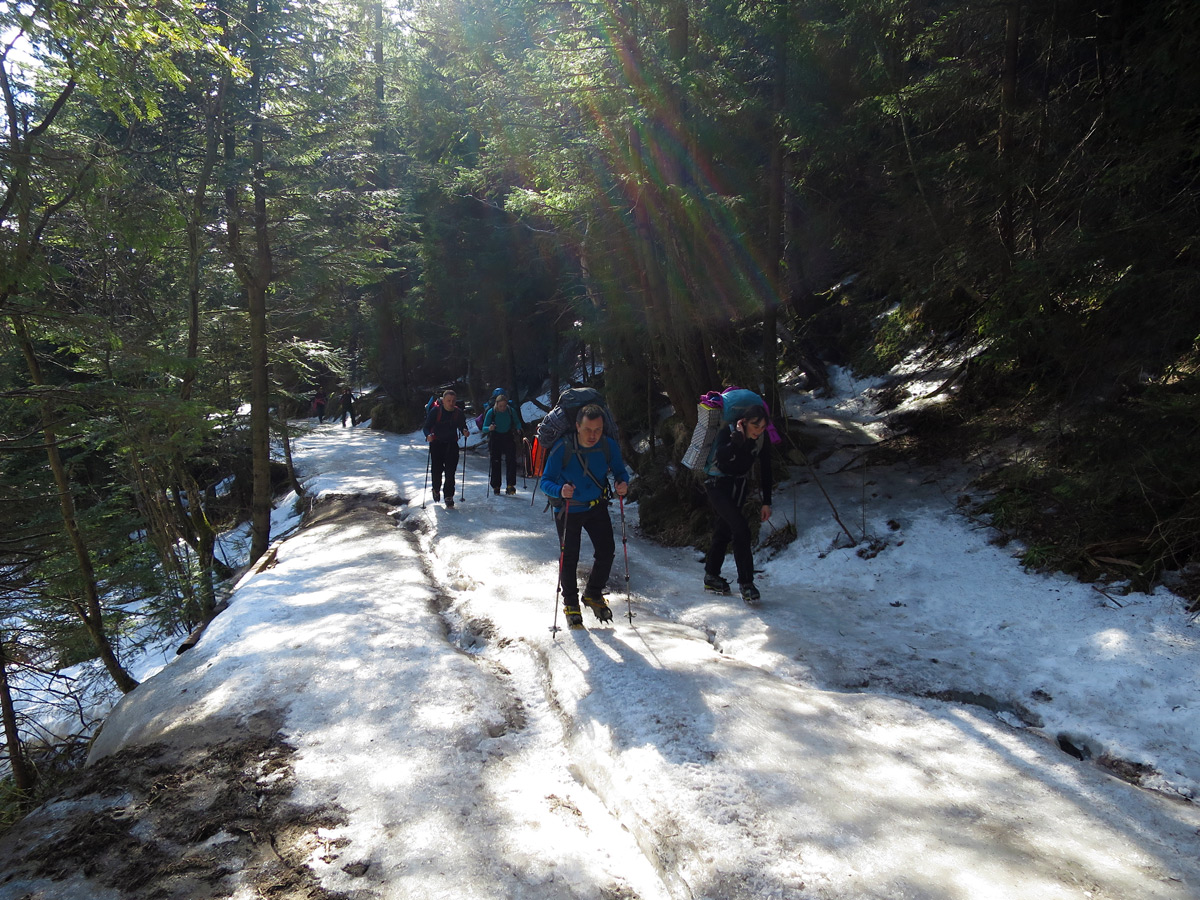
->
[
  {"left": 539, "top": 404, "right": 629, "bottom": 626},
  {"left": 703, "top": 406, "right": 772, "bottom": 604},
  {"left": 483, "top": 390, "right": 522, "bottom": 495},
  {"left": 423, "top": 389, "right": 469, "bottom": 507},
  {"left": 339, "top": 388, "right": 356, "bottom": 427}
]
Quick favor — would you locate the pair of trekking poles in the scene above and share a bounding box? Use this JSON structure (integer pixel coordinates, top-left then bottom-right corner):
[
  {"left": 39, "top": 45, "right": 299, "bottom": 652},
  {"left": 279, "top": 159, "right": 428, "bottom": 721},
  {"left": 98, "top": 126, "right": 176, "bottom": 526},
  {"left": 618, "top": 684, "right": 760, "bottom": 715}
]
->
[
  {"left": 520, "top": 439, "right": 634, "bottom": 633},
  {"left": 420, "top": 434, "right": 633, "bottom": 633},
  {"left": 419, "top": 431, "right": 529, "bottom": 506},
  {"left": 481, "top": 432, "right": 528, "bottom": 501},
  {"left": 420, "top": 432, "right": 468, "bottom": 509},
  {"left": 550, "top": 494, "right": 633, "bottom": 635}
]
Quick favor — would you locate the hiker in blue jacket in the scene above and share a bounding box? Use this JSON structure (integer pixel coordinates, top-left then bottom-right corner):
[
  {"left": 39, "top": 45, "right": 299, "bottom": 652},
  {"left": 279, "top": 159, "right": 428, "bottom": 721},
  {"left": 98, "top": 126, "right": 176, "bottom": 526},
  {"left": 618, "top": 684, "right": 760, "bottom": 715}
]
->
[
  {"left": 423, "top": 389, "right": 469, "bottom": 507},
  {"left": 703, "top": 406, "right": 772, "bottom": 604},
  {"left": 483, "top": 390, "right": 522, "bottom": 495},
  {"left": 540, "top": 404, "right": 629, "bottom": 626}
]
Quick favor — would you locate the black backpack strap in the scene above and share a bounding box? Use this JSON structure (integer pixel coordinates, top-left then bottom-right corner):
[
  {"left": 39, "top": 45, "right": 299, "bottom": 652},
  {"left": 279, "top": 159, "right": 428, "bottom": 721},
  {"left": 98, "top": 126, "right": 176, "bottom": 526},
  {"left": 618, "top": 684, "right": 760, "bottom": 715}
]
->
[{"left": 571, "top": 436, "right": 612, "bottom": 498}]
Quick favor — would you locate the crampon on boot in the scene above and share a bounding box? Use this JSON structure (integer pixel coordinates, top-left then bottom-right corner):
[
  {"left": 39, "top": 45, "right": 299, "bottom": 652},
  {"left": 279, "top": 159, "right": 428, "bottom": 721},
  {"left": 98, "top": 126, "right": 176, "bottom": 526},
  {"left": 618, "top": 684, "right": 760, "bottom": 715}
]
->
[
  {"left": 703, "top": 573, "right": 731, "bottom": 595},
  {"left": 563, "top": 602, "right": 585, "bottom": 628},
  {"left": 739, "top": 582, "right": 761, "bottom": 605},
  {"left": 582, "top": 594, "right": 614, "bottom": 623}
]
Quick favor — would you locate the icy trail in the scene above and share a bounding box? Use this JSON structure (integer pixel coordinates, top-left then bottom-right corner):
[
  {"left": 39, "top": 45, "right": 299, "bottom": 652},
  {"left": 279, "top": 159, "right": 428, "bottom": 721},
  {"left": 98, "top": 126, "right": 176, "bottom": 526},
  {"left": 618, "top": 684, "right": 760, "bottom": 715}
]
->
[{"left": 6, "top": 418, "right": 1197, "bottom": 900}]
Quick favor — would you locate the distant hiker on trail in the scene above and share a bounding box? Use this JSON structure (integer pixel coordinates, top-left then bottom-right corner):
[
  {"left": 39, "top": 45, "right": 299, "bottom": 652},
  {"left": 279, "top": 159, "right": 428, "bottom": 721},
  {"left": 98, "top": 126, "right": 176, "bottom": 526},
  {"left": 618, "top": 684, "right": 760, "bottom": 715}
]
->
[
  {"left": 423, "top": 389, "right": 469, "bottom": 508},
  {"left": 311, "top": 390, "right": 327, "bottom": 423},
  {"left": 540, "top": 404, "right": 629, "bottom": 627},
  {"left": 339, "top": 387, "right": 356, "bottom": 427},
  {"left": 483, "top": 389, "right": 521, "bottom": 495},
  {"left": 703, "top": 404, "right": 772, "bottom": 604}
]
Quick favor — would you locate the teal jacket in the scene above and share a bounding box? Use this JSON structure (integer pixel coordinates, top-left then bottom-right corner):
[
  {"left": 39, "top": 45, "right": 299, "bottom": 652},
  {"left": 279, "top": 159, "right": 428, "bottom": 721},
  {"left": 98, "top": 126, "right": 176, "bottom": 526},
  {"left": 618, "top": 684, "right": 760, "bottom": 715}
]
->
[{"left": 483, "top": 406, "right": 521, "bottom": 434}]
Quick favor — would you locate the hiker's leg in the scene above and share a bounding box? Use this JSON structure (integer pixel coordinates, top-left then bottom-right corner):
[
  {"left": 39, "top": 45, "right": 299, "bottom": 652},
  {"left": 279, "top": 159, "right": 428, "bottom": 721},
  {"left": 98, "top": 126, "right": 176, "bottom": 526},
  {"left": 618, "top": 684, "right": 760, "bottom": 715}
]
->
[
  {"left": 558, "top": 511, "right": 584, "bottom": 601},
  {"left": 430, "top": 442, "right": 448, "bottom": 494},
  {"left": 581, "top": 505, "right": 616, "bottom": 596},
  {"left": 489, "top": 443, "right": 502, "bottom": 491},
  {"left": 729, "top": 520, "right": 754, "bottom": 584},
  {"left": 726, "top": 479, "right": 755, "bottom": 583},
  {"left": 504, "top": 436, "right": 517, "bottom": 488},
  {"left": 443, "top": 443, "right": 459, "bottom": 496},
  {"left": 705, "top": 482, "right": 740, "bottom": 577},
  {"left": 434, "top": 441, "right": 448, "bottom": 489},
  {"left": 711, "top": 481, "right": 754, "bottom": 583}
]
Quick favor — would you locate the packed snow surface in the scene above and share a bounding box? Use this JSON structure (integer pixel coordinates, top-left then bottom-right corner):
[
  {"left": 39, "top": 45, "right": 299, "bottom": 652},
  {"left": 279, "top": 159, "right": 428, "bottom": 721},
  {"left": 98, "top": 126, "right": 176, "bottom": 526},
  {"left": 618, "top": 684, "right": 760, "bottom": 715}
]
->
[{"left": 22, "top": 374, "right": 1200, "bottom": 899}]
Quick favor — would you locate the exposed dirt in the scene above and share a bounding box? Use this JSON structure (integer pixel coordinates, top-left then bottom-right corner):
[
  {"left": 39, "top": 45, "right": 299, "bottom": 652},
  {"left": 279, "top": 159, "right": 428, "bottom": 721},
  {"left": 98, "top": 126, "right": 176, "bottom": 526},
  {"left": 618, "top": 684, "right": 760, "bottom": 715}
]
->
[
  {"left": 0, "top": 497, "right": 417, "bottom": 900},
  {"left": 0, "top": 718, "right": 353, "bottom": 900}
]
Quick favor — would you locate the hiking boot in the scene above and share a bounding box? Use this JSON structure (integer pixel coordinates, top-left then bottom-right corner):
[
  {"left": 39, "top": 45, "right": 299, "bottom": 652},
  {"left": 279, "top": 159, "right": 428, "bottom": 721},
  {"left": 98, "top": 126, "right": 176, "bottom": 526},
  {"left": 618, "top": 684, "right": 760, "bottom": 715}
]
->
[
  {"left": 582, "top": 594, "right": 613, "bottom": 623},
  {"left": 703, "top": 573, "right": 731, "bottom": 595},
  {"left": 493, "top": 487, "right": 501, "bottom": 495},
  {"left": 563, "top": 602, "right": 584, "bottom": 629},
  {"left": 445, "top": 497, "right": 455, "bottom": 508},
  {"left": 506, "top": 485, "right": 517, "bottom": 495},
  {"left": 739, "top": 582, "right": 761, "bottom": 604},
  {"left": 432, "top": 491, "right": 440, "bottom": 503}
]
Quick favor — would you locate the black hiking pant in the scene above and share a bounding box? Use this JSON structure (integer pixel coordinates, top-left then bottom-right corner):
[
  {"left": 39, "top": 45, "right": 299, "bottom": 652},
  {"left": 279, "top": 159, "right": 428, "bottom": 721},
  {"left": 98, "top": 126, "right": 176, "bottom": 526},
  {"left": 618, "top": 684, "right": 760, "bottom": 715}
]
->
[
  {"left": 489, "top": 431, "right": 517, "bottom": 491},
  {"left": 555, "top": 502, "right": 615, "bottom": 605},
  {"left": 430, "top": 439, "right": 460, "bottom": 499},
  {"left": 705, "top": 477, "right": 754, "bottom": 585}
]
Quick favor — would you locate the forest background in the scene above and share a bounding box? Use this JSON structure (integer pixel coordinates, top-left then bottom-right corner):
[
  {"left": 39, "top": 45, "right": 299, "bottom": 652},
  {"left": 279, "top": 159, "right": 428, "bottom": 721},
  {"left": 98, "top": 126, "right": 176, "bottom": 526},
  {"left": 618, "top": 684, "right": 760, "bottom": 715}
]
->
[{"left": 2, "top": 0, "right": 1199, "bottom": 820}]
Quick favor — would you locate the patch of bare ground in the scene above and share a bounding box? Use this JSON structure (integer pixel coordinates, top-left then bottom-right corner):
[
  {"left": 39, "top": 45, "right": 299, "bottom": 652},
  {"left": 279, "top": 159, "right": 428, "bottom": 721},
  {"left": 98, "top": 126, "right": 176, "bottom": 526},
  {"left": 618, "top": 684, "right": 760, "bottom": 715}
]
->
[{"left": 0, "top": 726, "right": 352, "bottom": 900}]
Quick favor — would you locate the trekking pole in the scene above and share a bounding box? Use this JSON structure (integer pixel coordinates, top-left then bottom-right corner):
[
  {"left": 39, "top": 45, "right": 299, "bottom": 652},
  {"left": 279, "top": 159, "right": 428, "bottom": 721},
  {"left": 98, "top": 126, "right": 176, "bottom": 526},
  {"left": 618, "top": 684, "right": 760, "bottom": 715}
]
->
[
  {"left": 420, "top": 442, "right": 432, "bottom": 509},
  {"left": 483, "top": 440, "right": 492, "bottom": 501},
  {"left": 529, "top": 453, "right": 541, "bottom": 508},
  {"left": 550, "top": 498, "right": 570, "bottom": 635},
  {"left": 521, "top": 436, "right": 529, "bottom": 489},
  {"left": 620, "top": 495, "right": 633, "bottom": 623},
  {"left": 459, "top": 431, "right": 467, "bottom": 502}
]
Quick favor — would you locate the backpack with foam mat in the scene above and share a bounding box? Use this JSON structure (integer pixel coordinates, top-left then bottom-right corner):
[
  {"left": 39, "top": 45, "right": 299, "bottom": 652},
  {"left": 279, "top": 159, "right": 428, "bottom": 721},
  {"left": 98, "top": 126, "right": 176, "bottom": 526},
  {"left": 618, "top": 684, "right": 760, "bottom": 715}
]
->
[{"left": 681, "top": 387, "right": 766, "bottom": 475}]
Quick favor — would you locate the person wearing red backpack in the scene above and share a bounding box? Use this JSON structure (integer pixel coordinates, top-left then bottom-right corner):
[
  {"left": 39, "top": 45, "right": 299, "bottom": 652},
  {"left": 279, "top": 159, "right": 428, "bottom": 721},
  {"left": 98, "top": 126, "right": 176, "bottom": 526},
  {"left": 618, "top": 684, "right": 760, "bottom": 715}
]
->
[{"left": 423, "top": 389, "right": 469, "bottom": 507}]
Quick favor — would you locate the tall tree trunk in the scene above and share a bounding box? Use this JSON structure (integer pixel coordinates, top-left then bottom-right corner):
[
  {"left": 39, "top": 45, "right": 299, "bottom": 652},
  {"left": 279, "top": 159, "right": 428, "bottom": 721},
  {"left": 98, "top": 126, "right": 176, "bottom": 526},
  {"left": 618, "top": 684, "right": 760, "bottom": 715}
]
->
[
  {"left": 368, "top": 1, "right": 410, "bottom": 401},
  {"left": 8, "top": 316, "right": 139, "bottom": 693},
  {"left": 247, "top": 281, "right": 272, "bottom": 564},
  {"left": 762, "top": 4, "right": 788, "bottom": 417},
  {"left": 549, "top": 313, "right": 562, "bottom": 406},
  {"left": 374, "top": 284, "right": 409, "bottom": 399},
  {"left": 628, "top": 0, "right": 715, "bottom": 423},
  {"left": 998, "top": 0, "right": 1021, "bottom": 259},
  {"left": 172, "top": 70, "right": 230, "bottom": 614},
  {"left": 0, "top": 634, "right": 36, "bottom": 800},
  {"left": 182, "top": 475, "right": 221, "bottom": 620},
  {"left": 278, "top": 417, "right": 305, "bottom": 497},
  {"left": 224, "top": 0, "right": 275, "bottom": 564},
  {"left": 180, "top": 74, "right": 227, "bottom": 403},
  {"left": 505, "top": 323, "right": 519, "bottom": 411}
]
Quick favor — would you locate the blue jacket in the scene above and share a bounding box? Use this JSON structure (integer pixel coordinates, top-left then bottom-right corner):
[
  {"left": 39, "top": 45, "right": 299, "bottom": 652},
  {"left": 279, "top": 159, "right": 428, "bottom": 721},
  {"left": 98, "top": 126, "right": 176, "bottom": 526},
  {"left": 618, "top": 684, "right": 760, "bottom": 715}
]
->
[{"left": 540, "top": 435, "right": 629, "bottom": 509}]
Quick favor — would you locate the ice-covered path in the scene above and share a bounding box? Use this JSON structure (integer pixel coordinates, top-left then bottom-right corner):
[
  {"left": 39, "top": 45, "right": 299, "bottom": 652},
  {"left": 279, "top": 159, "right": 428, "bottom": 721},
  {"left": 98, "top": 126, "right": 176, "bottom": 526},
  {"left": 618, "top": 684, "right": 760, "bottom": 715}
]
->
[{"left": 61, "top": 421, "right": 1200, "bottom": 900}]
